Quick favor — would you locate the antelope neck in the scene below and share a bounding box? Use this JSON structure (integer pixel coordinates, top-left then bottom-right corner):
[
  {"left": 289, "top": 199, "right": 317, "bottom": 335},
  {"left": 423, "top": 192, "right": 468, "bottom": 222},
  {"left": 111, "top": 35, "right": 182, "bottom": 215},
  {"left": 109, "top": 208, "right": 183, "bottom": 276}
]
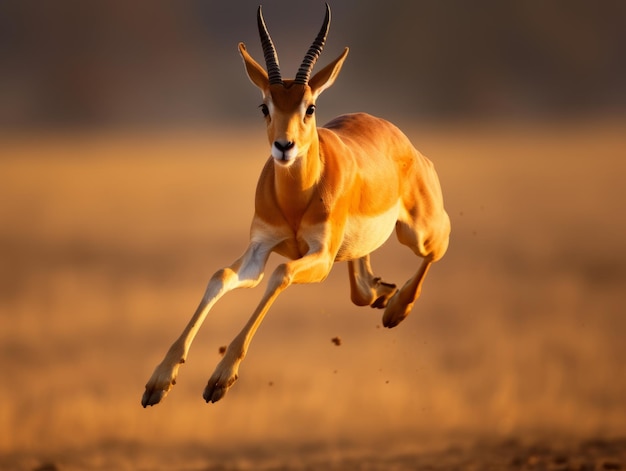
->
[{"left": 273, "top": 135, "right": 322, "bottom": 225}]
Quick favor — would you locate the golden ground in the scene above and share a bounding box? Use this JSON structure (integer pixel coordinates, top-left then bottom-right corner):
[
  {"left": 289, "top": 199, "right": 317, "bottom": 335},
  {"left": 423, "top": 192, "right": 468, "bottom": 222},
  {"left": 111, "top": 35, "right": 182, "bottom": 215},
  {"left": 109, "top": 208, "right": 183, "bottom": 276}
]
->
[{"left": 1, "top": 121, "right": 625, "bottom": 469}]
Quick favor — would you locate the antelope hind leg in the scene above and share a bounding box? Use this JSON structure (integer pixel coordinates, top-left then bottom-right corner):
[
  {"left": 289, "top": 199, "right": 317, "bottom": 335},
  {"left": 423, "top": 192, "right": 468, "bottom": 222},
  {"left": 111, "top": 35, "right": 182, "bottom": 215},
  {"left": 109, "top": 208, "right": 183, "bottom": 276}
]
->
[
  {"left": 348, "top": 255, "right": 398, "bottom": 309},
  {"left": 382, "top": 259, "right": 431, "bottom": 328}
]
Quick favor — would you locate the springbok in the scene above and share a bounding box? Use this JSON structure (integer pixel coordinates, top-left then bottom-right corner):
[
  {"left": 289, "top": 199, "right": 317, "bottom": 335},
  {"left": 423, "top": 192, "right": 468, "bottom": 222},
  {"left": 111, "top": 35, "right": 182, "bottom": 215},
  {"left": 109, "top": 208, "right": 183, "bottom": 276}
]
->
[{"left": 142, "top": 4, "right": 450, "bottom": 407}]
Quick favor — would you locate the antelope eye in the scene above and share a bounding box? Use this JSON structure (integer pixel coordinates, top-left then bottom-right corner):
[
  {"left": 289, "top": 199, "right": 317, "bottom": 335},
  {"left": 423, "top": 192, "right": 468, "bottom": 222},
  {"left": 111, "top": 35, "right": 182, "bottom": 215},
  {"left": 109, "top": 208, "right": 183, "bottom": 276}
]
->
[
  {"left": 259, "top": 104, "right": 269, "bottom": 117},
  {"left": 305, "top": 105, "right": 316, "bottom": 116}
]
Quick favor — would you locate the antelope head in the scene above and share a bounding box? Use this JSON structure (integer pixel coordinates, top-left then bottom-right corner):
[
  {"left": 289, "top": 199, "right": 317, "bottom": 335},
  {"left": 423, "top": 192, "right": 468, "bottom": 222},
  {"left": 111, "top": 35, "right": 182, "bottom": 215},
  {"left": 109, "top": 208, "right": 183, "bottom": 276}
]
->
[{"left": 238, "top": 4, "right": 349, "bottom": 166}]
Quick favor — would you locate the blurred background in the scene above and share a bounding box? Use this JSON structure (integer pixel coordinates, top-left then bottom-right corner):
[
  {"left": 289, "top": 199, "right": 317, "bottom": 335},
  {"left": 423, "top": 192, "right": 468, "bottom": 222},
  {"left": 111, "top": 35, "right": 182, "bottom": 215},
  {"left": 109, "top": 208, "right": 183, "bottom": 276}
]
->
[
  {"left": 1, "top": 1, "right": 625, "bottom": 469},
  {"left": 1, "top": 0, "right": 625, "bottom": 129}
]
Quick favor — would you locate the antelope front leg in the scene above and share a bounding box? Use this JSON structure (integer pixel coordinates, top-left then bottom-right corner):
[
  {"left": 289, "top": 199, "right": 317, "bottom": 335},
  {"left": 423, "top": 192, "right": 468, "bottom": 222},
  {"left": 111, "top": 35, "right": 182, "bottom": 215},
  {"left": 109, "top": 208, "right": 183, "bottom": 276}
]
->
[
  {"left": 142, "top": 297, "right": 212, "bottom": 407},
  {"left": 142, "top": 243, "right": 270, "bottom": 407},
  {"left": 203, "top": 339, "right": 244, "bottom": 403},
  {"left": 203, "top": 251, "right": 334, "bottom": 403}
]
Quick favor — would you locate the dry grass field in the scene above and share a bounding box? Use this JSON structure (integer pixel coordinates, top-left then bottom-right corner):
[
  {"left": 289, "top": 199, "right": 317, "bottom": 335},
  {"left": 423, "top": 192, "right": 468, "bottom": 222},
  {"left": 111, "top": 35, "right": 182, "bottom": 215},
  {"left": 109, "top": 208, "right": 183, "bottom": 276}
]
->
[{"left": 1, "top": 121, "right": 625, "bottom": 469}]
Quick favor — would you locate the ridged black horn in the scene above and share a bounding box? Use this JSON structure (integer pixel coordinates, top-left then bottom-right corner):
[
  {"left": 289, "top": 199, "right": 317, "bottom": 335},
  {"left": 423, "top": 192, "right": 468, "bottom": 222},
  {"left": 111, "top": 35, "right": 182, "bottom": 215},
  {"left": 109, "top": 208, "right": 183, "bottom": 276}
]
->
[
  {"left": 257, "top": 6, "right": 282, "bottom": 85},
  {"left": 294, "top": 3, "right": 331, "bottom": 85}
]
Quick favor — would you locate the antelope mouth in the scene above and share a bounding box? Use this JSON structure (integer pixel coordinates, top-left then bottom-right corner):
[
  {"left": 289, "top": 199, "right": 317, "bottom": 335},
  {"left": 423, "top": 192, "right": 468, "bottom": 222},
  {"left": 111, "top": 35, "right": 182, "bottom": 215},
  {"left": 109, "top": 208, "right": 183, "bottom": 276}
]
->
[
  {"left": 271, "top": 142, "right": 298, "bottom": 164},
  {"left": 273, "top": 154, "right": 297, "bottom": 167}
]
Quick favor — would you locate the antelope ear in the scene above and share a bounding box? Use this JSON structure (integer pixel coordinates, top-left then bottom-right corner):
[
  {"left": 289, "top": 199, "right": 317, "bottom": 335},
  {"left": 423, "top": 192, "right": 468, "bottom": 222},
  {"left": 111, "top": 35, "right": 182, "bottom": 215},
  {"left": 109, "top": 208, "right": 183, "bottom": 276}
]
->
[
  {"left": 309, "top": 47, "right": 349, "bottom": 98},
  {"left": 238, "top": 43, "right": 269, "bottom": 91}
]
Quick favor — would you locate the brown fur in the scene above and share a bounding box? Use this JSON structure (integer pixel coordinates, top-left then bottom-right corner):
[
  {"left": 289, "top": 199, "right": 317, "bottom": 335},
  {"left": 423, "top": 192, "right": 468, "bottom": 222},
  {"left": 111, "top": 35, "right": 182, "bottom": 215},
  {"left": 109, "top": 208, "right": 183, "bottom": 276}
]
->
[{"left": 142, "top": 39, "right": 449, "bottom": 408}]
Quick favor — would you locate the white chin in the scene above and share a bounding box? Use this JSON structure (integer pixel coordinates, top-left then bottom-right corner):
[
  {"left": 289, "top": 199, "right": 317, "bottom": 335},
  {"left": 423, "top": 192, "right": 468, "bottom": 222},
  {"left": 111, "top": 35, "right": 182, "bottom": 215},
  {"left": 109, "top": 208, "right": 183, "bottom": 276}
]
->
[
  {"left": 271, "top": 144, "right": 298, "bottom": 160},
  {"left": 273, "top": 155, "right": 296, "bottom": 167},
  {"left": 271, "top": 147, "right": 298, "bottom": 166}
]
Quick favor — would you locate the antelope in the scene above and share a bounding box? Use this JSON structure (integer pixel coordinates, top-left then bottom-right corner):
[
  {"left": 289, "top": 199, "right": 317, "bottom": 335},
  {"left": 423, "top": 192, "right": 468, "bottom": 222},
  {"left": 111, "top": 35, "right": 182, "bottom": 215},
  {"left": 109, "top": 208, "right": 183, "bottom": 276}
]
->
[{"left": 142, "top": 4, "right": 450, "bottom": 407}]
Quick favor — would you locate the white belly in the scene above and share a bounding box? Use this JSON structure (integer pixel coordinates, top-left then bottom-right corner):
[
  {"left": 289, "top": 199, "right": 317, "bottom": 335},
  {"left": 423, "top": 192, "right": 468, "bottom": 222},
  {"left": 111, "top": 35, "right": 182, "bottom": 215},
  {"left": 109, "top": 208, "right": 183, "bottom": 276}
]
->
[{"left": 336, "top": 203, "right": 400, "bottom": 261}]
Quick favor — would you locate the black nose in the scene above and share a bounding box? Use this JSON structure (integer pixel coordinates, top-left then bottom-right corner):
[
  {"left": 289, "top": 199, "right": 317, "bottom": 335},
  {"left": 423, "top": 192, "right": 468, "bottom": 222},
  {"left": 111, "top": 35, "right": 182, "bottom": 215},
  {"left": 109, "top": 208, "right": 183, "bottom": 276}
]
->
[{"left": 274, "top": 140, "right": 295, "bottom": 152}]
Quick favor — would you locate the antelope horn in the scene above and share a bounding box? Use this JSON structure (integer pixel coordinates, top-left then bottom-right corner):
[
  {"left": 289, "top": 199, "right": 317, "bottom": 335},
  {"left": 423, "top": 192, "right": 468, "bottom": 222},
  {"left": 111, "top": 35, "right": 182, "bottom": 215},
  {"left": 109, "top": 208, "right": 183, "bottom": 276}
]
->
[
  {"left": 257, "top": 6, "right": 282, "bottom": 85},
  {"left": 294, "top": 3, "right": 331, "bottom": 85}
]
